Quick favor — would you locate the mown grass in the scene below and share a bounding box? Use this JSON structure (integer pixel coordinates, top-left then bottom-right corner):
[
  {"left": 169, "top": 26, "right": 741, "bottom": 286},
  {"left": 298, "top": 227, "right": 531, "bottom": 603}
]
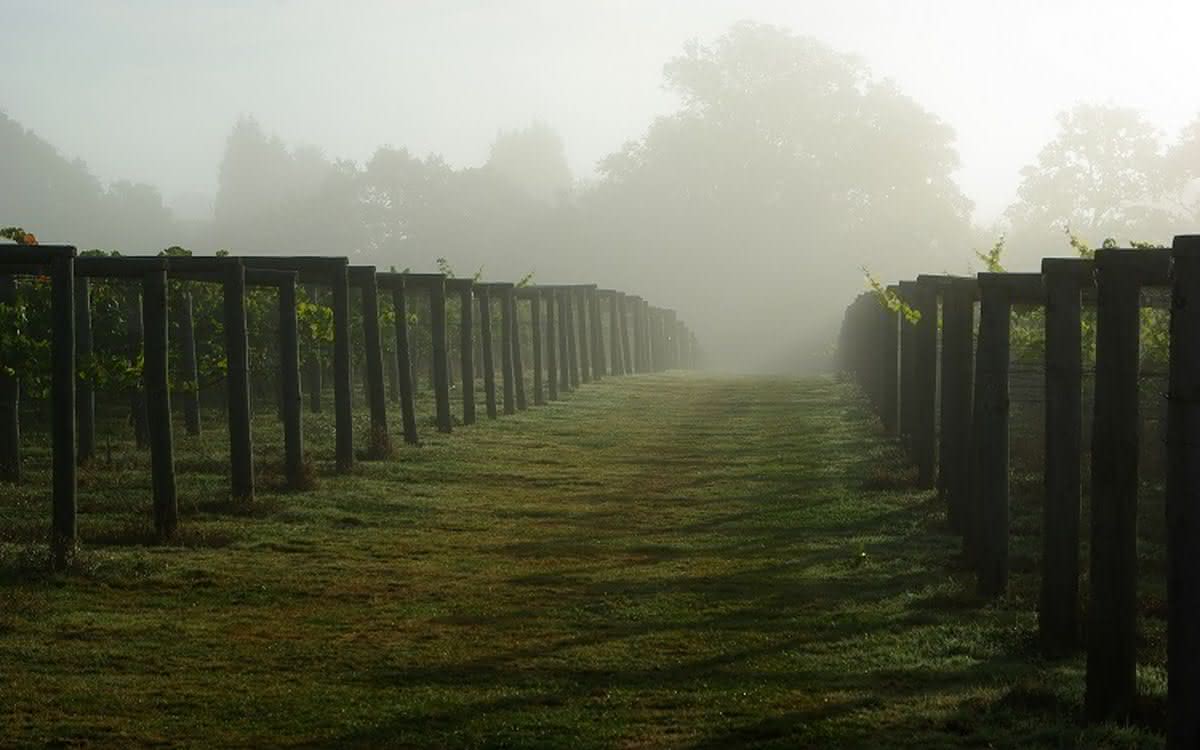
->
[{"left": 0, "top": 375, "right": 1165, "bottom": 748}]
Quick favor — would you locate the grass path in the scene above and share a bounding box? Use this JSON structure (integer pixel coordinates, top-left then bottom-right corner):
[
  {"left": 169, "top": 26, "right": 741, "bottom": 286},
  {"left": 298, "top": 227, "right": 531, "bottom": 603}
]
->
[{"left": 0, "top": 376, "right": 1162, "bottom": 747}]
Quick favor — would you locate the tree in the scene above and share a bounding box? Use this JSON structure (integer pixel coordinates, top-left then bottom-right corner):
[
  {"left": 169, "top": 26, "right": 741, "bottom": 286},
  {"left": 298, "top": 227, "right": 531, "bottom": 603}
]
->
[
  {"left": 486, "top": 123, "right": 572, "bottom": 204},
  {"left": 1005, "top": 104, "right": 1171, "bottom": 260},
  {"left": 580, "top": 22, "right": 973, "bottom": 370}
]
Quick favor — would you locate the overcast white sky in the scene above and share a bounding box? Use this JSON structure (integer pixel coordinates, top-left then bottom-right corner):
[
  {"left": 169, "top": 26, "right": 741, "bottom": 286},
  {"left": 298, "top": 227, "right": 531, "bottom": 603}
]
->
[{"left": 4, "top": 0, "right": 1200, "bottom": 224}]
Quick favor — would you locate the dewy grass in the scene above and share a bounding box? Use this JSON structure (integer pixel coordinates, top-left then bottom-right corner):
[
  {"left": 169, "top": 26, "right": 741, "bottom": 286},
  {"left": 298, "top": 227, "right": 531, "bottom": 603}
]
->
[{"left": 0, "top": 376, "right": 1164, "bottom": 748}]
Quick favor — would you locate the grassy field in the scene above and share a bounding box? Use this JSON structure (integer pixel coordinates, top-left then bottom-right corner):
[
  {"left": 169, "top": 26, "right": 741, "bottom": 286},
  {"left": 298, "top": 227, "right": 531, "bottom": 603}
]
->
[{"left": 0, "top": 375, "right": 1165, "bottom": 748}]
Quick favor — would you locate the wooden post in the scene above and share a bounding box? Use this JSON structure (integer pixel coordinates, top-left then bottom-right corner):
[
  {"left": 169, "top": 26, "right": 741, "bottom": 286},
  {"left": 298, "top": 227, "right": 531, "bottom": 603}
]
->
[
  {"left": 352, "top": 267, "right": 390, "bottom": 457},
  {"left": 880, "top": 288, "right": 899, "bottom": 436},
  {"left": 897, "top": 281, "right": 917, "bottom": 449},
  {"left": 175, "top": 291, "right": 202, "bottom": 436},
  {"left": 142, "top": 269, "right": 178, "bottom": 538},
  {"left": 278, "top": 275, "right": 305, "bottom": 488},
  {"left": 939, "top": 281, "right": 974, "bottom": 533},
  {"left": 590, "top": 289, "right": 604, "bottom": 380},
  {"left": 499, "top": 286, "right": 516, "bottom": 415},
  {"left": 619, "top": 294, "right": 632, "bottom": 375},
  {"left": 608, "top": 293, "right": 623, "bottom": 375},
  {"left": 331, "top": 263, "right": 354, "bottom": 471},
  {"left": 391, "top": 283, "right": 419, "bottom": 444},
  {"left": 1086, "top": 249, "right": 1158, "bottom": 723},
  {"left": 224, "top": 260, "right": 254, "bottom": 500},
  {"left": 564, "top": 289, "right": 578, "bottom": 388},
  {"left": 528, "top": 293, "right": 544, "bottom": 405},
  {"left": 644, "top": 300, "right": 654, "bottom": 372},
  {"left": 913, "top": 280, "right": 938, "bottom": 488},
  {"left": 49, "top": 251, "right": 76, "bottom": 570},
  {"left": 511, "top": 291, "right": 527, "bottom": 411},
  {"left": 545, "top": 291, "right": 559, "bottom": 401},
  {"left": 429, "top": 279, "right": 452, "bottom": 433},
  {"left": 0, "top": 274, "right": 18, "bottom": 483},
  {"left": 1041, "top": 259, "right": 1089, "bottom": 653},
  {"left": 126, "top": 288, "right": 149, "bottom": 449},
  {"left": 457, "top": 284, "right": 476, "bottom": 425},
  {"left": 75, "top": 277, "right": 96, "bottom": 464},
  {"left": 973, "top": 277, "right": 1012, "bottom": 598},
  {"left": 647, "top": 307, "right": 659, "bottom": 371},
  {"left": 1086, "top": 254, "right": 1141, "bottom": 720},
  {"left": 629, "top": 297, "right": 643, "bottom": 374},
  {"left": 478, "top": 286, "right": 497, "bottom": 418},
  {"left": 554, "top": 289, "right": 568, "bottom": 388},
  {"left": 576, "top": 289, "right": 591, "bottom": 384},
  {"left": 304, "top": 284, "right": 322, "bottom": 414},
  {"left": 1168, "top": 235, "right": 1200, "bottom": 748}
]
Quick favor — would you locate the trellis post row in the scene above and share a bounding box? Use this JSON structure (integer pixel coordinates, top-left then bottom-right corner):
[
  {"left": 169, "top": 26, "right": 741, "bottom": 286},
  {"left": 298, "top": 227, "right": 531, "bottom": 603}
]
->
[
  {"left": 0, "top": 247, "right": 698, "bottom": 571},
  {"left": 837, "top": 234, "right": 1200, "bottom": 747}
]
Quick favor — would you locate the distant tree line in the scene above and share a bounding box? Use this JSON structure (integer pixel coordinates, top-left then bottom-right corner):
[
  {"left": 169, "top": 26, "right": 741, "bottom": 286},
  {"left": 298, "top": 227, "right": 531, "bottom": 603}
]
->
[{"left": 7, "top": 21, "right": 1200, "bottom": 368}]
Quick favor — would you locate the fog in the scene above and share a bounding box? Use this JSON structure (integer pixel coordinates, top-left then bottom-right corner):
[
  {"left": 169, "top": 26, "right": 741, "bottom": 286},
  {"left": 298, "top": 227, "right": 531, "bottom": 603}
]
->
[{"left": 5, "top": 0, "right": 1200, "bottom": 371}]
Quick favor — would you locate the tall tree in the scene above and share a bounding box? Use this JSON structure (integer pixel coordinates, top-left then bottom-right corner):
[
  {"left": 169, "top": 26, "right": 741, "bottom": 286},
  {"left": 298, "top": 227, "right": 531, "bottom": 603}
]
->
[
  {"left": 486, "top": 123, "right": 572, "bottom": 205},
  {"left": 1005, "top": 104, "right": 1171, "bottom": 257},
  {"left": 580, "top": 22, "right": 973, "bottom": 370}
]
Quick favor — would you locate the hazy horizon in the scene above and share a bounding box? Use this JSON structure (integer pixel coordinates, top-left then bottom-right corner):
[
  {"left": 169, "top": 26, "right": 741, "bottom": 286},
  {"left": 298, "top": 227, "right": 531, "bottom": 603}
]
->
[{"left": 7, "top": 0, "right": 1200, "bottom": 226}]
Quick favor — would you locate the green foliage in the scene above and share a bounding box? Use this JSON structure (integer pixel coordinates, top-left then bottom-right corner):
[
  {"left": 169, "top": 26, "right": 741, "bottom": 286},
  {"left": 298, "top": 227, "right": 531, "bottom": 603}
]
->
[
  {"left": 974, "top": 235, "right": 1006, "bottom": 272},
  {"left": 862, "top": 267, "right": 919, "bottom": 324}
]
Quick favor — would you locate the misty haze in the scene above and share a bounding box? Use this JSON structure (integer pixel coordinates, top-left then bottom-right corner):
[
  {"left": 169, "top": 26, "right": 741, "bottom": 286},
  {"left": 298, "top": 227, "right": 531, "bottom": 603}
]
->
[{"left": 3, "top": 1, "right": 1200, "bottom": 747}]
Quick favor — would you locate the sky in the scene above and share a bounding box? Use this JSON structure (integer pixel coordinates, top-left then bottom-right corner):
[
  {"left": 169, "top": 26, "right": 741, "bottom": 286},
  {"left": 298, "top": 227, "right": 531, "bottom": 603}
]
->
[{"left": 4, "top": 0, "right": 1200, "bottom": 224}]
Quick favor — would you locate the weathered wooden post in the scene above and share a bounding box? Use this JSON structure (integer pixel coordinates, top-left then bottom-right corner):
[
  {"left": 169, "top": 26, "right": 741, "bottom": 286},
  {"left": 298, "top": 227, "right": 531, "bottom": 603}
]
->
[
  {"left": 575, "top": 288, "right": 591, "bottom": 384},
  {"left": 646, "top": 307, "right": 659, "bottom": 371},
  {"left": 676, "top": 320, "right": 688, "bottom": 371},
  {"left": 497, "top": 284, "right": 517, "bottom": 415},
  {"left": 349, "top": 267, "right": 390, "bottom": 457},
  {"left": 428, "top": 277, "right": 452, "bottom": 433},
  {"left": 126, "top": 288, "right": 149, "bottom": 448},
  {"left": 273, "top": 272, "right": 305, "bottom": 489},
  {"left": 384, "top": 277, "right": 418, "bottom": 444},
  {"left": 878, "top": 289, "right": 900, "bottom": 436},
  {"left": 49, "top": 248, "right": 77, "bottom": 569},
  {"left": 526, "top": 290, "right": 545, "bottom": 405},
  {"left": 304, "top": 284, "right": 322, "bottom": 413},
  {"left": 972, "top": 273, "right": 1041, "bottom": 597},
  {"left": 330, "top": 262, "right": 354, "bottom": 471},
  {"left": 938, "top": 279, "right": 975, "bottom": 532},
  {"left": 174, "top": 291, "right": 202, "bottom": 436},
  {"left": 545, "top": 290, "right": 559, "bottom": 401},
  {"left": 0, "top": 273, "right": 19, "bottom": 483},
  {"left": 478, "top": 285, "right": 498, "bottom": 418},
  {"left": 663, "top": 310, "right": 679, "bottom": 369},
  {"left": 1168, "top": 235, "right": 1200, "bottom": 748},
  {"left": 605, "top": 291, "right": 622, "bottom": 376},
  {"left": 589, "top": 288, "right": 604, "bottom": 380},
  {"left": 141, "top": 265, "right": 178, "bottom": 538},
  {"left": 618, "top": 293, "right": 632, "bottom": 375},
  {"left": 896, "top": 281, "right": 917, "bottom": 449},
  {"left": 565, "top": 290, "right": 580, "bottom": 389},
  {"left": 448, "top": 279, "right": 475, "bottom": 426},
  {"left": 510, "top": 289, "right": 527, "bottom": 411},
  {"left": 1086, "top": 248, "right": 1170, "bottom": 723},
  {"left": 629, "top": 296, "right": 643, "bottom": 374},
  {"left": 555, "top": 290, "right": 570, "bottom": 393},
  {"left": 75, "top": 277, "right": 96, "bottom": 464},
  {"left": 223, "top": 259, "right": 254, "bottom": 500},
  {"left": 646, "top": 306, "right": 657, "bottom": 372},
  {"left": 656, "top": 307, "right": 668, "bottom": 371},
  {"left": 913, "top": 277, "right": 939, "bottom": 488},
  {"left": 971, "top": 275, "right": 1012, "bottom": 593},
  {"left": 1040, "top": 258, "right": 1092, "bottom": 653}
]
